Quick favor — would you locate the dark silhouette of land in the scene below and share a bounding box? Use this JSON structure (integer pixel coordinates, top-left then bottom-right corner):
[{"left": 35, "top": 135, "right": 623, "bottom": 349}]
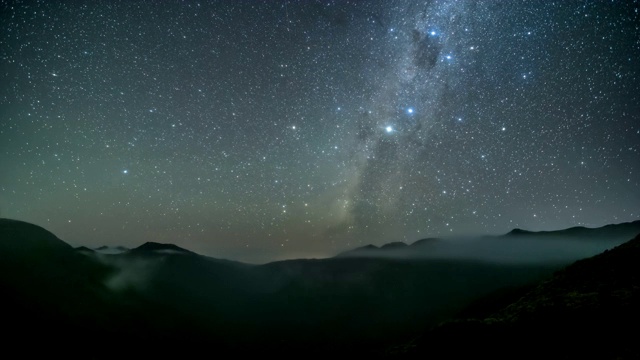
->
[
  {"left": 400, "top": 232, "right": 640, "bottom": 359},
  {"left": 1, "top": 218, "right": 638, "bottom": 358}
]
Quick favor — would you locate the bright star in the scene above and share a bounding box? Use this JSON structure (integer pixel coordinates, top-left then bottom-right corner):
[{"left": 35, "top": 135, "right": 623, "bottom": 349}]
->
[
  {"left": 407, "top": 108, "right": 414, "bottom": 114},
  {"left": 123, "top": 170, "right": 128, "bottom": 174},
  {"left": 430, "top": 31, "right": 436, "bottom": 36},
  {"left": 386, "top": 126, "right": 393, "bottom": 133}
]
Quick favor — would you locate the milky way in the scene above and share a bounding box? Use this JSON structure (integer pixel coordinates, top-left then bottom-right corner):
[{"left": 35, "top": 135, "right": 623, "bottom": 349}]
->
[{"left": 1, "top": 1, "right": 639, "bottom": 263}]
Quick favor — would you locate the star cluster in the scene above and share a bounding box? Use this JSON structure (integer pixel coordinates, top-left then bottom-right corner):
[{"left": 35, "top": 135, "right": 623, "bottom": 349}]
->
[{"left": 1, "top": 1, "right": 639, "bottom": 263}]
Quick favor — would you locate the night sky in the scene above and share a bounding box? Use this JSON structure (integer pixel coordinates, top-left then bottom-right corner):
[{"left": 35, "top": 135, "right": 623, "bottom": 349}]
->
[{"left": 1, "top": 0, "right": 639, "bottom": 263}]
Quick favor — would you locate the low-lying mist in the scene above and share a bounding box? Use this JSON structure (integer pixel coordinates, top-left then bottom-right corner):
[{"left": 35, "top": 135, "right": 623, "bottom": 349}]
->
[
  {"left": 338, "top": 234, "right": 631, "bottom": 264},
  {"left": 3, "top": 218, "right": 639, "bottom": 355}
]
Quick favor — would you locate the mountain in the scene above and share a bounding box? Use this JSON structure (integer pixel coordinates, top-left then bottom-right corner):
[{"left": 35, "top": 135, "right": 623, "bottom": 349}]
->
[
  {"left": 0, "top": 218, "right": 560, "bottom": 355},
  {"left": 335, "top": 244, "right": 380, "bottom": 257},
  {"left": 504, "top": 220, "right": 640, "bottom": 239},
  {"left": 75, "top": 245, "right": 95, "bottom": 253},
  {"left": 411, "top": 237, "right": 440, "bottom": 247},
  {"left": 381, "top": 241, "right": 409, "bottom": 249},
  {"left": 0, "top": 218, "right": 73, "bottom": 255},
  {"left": 506, "top": 228, "right": 533, "bottom": 235},
  {"left": 336, "top": 240, "right": 425, "bottom": 258},
  {"left": 336, "top": 220, "right": 640, "bottom": 264},
  {"left": 0, "top": 219, "right": 119, "bottom": 353},
  {"left": 403, "top": 233, "right": 640, "bottom": 359},
  {"left": 2, "top": 217, "right": 639, "bottom": 357},
  {"left": 130, "top": 241, "right": 194, "bottom": 255},
  {"left": 0, "top": 219, "right": 240, "bottom": 356}
]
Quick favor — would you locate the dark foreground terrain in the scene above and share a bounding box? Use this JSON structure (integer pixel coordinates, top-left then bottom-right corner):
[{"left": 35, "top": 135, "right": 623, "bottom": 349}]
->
[
  {"left": 400, "top": 233, "right": 640, "bottom": 359},
  {"left": 1, "top": 218, "right": 638, "bottom": 358}
]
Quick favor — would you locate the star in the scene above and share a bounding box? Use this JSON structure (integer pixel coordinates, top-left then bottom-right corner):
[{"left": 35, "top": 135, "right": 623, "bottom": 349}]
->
[{"left": 0, "top": 0, "right": 635, "bottom": 265}]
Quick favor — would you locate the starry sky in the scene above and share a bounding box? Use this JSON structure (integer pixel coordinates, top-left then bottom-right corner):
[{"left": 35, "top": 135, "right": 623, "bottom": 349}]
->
[{"left": 1, "top": 0, "right": 639, "bottom": 263}]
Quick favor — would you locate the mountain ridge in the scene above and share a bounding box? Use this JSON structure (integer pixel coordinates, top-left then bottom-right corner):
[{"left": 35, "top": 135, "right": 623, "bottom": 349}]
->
[
  {"left": 337, "top": 220, "right": 640, "bottom": 259},
  {"left": 3, "top": 217, "right": 637, "bottom": 263},
  {"left": 404, "top": 232, "right": 640, "bottom": 359},
  {"left": 504, "top": 219, "right": 640, "bottom": 237},
  {"left": 130, "top": 241, "right": 195, "bottom": 255},
  {"left": 2, "top": 217, "right": 639, "bottom": 357}
]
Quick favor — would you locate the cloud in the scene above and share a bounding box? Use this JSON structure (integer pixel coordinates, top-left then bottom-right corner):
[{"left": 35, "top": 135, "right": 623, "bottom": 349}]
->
[{"left": 97, "top": 255, "right": 159, "bottom": 292}]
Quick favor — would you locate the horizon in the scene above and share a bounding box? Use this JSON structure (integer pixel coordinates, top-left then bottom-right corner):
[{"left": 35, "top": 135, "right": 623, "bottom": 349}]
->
[
  {"left": 1, "top": 1, "right": 638, "bottom": 265},
  {"left": 4, "top": 216, "right": 638, "bottom": 264}
]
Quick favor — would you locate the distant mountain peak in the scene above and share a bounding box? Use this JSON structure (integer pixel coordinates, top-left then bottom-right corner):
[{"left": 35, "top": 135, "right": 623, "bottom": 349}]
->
[
  {"left": 0, "top": 218, "right": 72, "bottom": 254},
  {"left": 337, "top": 242, "right": 410, "bottom": 258},
  {"left": 504, "top": 220, "right": 640, "bottom": 238},
  {"left": 507, "top": 228, "right": 534, "bottom": 235},
  {"left": 411, "top": 237, "right": 440, "bottom": 247},
  {"left": 335, "top": 244, "right": 379, "bottom": 257},
  {"left": 131, "top": 242, "right": 194, "bottom": 255}
]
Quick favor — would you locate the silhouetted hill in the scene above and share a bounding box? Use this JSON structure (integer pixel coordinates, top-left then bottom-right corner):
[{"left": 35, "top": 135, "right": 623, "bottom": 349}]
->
[
  {"left": 0, "top": 218, "right": 72, "bottom": 255},
  {"left": 410, "top": 237, "right": 440, "bottom": 247},
  {"left": 0, "top": 219, "right": 119, "bottom": 354},
  {"left": 506, "top": 228, "right": 534, "bottom": 235},
  {"left": 404, "top": 233, "right": 640, "bottom": 359},
  {"left": 3, "top": 217, "right": 638, "bottom": 357},
  {"left": 130, "top": 241, "right": 194, "bottom": 254},
  {"left": 381, "top": 241, "right": 408, "bottom": 249},
  {"left": 334, "top": 244, "right": 379, "bottom": 257},
  {"left": 337, "top": 220, "right": 640, "bottom": 264},
  {"left": 0, "top": 219, "right": 244, "bottom": 356},
  {"left": 75, "top": 246, "right": 95, "bottom": 253},
  {"left": 504, "top": 219, "right": 640, "bottom": 239}
]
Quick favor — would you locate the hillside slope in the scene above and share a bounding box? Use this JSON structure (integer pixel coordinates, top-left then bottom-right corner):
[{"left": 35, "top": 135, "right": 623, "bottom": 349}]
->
[{"left": 405, "top": 233, "right": 640, "bottom": 359}]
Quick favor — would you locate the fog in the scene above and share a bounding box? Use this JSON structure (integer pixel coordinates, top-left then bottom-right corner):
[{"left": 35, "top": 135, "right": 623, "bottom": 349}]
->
[
  {"left": 3, "top": 217, "right": 639, "bottom": 355},
  {"left": 96, "top": 254, "right": 159, "bottom": 292},
  {"left": 337, "top": 230, "right": 638, "bottom": 265}
]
